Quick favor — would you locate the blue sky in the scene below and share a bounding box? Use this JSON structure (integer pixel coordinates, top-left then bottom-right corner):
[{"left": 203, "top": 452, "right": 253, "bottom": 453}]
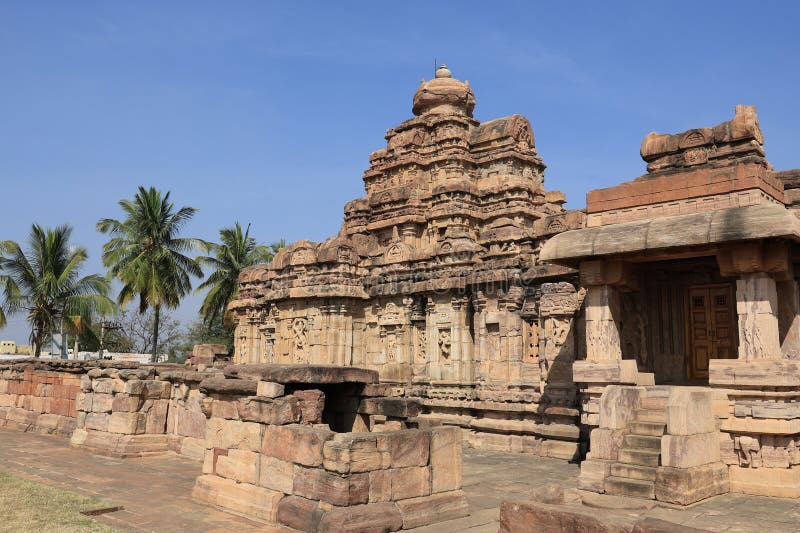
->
[{"left": 2, "top": 1, "right": 799, "bottom": 343}]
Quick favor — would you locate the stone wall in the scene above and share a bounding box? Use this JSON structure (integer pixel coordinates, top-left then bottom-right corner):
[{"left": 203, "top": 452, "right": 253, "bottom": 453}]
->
[
  {"left": 711, "top": 360, "right": 800, "bottom": 497},
  {"left": 192, "top": 366, "right": 468, "bottom": 532},
  {"left": 0, "top": 361, "right": 83, "bottom": 436}
]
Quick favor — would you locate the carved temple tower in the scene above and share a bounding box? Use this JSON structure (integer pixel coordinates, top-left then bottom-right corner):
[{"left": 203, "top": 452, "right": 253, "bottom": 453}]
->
[{"left": 229, "top": 65, "right": 586, "bottom": 458}]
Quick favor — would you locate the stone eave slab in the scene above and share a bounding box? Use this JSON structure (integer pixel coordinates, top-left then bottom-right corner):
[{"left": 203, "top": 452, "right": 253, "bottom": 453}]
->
[
  {"left": 540, "top": 204, "right": 800, "bottom": 265},
  {"left": 224, "top": 364, "right": 379, "bottom": 385}
]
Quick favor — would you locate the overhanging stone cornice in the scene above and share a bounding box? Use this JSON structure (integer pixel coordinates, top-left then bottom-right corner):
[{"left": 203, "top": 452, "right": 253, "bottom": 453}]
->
[{"left": 540, "top": 204, "right": 800, "bottom": 266}]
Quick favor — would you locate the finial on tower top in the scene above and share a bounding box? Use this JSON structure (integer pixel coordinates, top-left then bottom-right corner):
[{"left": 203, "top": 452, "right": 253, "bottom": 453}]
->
[{"left": 435, "top": 64, "right": 452, "bottom": 78}]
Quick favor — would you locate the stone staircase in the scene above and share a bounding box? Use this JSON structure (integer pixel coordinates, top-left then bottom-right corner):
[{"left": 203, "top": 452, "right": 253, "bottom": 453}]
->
[{"left": 604, "top": 394, "right": 667, "bottom": 499}]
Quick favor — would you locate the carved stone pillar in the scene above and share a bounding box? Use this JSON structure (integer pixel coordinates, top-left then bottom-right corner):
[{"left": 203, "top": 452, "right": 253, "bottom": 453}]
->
[
  {"left": 584, "top": 285, "right": 622, "bottom": 362},
  {"left": 736, "top": 273, "right": 781, "bottom": 360},
  {"left": 574, "top": 260, "right": 639, "bottom": 436},
  {"left": 718, "top": 242, "right": 788, "bottom": 360}
]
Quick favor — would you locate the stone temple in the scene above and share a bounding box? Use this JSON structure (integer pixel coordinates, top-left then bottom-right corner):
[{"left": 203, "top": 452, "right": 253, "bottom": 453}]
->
[
  {"left": 229, "top": 64, "right": 800, "bottom": 504},
  {"left": 230, "top": 64, "right": 586, "bottom": 461},
  {"left": 4, "top": 65, "right": 800, "bottom": 532}
]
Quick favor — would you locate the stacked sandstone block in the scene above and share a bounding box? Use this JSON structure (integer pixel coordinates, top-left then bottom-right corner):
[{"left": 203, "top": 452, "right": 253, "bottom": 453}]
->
[
  {"left": 71, "top": 366, "right": 180, "bottom": 457},
  {"left": 0, "top": 362, "right": 81, "bottom": 436},
  {"left": 711, "top": 359, "right": 800, "bottom": 497},
  {"left": 192, "top": 377, "right": 468, "bottom": 532}
]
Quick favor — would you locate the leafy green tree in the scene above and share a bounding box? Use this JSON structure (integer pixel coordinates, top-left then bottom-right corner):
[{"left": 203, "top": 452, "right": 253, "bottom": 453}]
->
[
  {"left": 0, "top": 225, "right": 115, "bottom": 356},
  {"left": 197, "top": 223, "right": 283, "bottom": 329},
  {"left": 97, "top": 186, "right": 203, "bottom": 361}
]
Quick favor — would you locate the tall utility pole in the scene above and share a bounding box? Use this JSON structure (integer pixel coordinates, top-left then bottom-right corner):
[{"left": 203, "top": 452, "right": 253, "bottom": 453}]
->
[{"left": 98, "top": 319, "right": 122, "bottom": 359}]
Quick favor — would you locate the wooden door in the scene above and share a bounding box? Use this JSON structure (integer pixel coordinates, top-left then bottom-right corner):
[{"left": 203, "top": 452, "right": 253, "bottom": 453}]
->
[{"left": 687, "top": 284, "right": 735, "bottom": 380}]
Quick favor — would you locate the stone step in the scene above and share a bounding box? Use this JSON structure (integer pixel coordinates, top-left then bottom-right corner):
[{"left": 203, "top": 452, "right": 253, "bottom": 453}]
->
[
  {"left": 640, "top": 396, "right": 668, "bottom": 410},
  {"left": 610, "top": 463, "right": 657, "bottom": 481},
  {"left": 633, "top": 409, "right": 667, "bottom": 424},
  {"left": 618, "top": 448, "right": 660, "bottom": 467},
  {"left": 629, "top": 421, "right": 666, "bottom": 437},
  {"left": 604, "top": 476, "right": 655, "bottom": 499},
  {"left": 623, "top": 434, "right": 661, "bottom": 450}
]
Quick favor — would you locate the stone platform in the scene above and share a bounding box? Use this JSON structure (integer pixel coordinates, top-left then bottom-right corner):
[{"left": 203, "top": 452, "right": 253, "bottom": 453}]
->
[{"left": 1, "top": 428, "right": 799, "bottom": 532}]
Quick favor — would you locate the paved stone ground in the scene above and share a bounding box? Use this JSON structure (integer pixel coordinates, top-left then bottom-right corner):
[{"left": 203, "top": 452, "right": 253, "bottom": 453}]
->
[{"left": 0, "top": 428, "right": 799, "bottom": 532}]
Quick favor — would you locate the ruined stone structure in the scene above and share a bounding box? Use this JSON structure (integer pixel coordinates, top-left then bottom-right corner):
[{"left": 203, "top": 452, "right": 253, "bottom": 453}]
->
[
  {"left": 0, "top": 356, "right": 468, "bottom": 531},
  {"left": 230, "top": 64, "right": 585, "bottom": 460}
]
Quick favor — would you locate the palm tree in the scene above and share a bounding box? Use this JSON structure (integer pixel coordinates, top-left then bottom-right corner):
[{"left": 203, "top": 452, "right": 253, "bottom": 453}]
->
[
  {"left": 0, "top": 225, "right": 115, "bottom": 356},
  {"left": 197, "top": 223, "right": 283, "bottom": 329},
  {"left": 97, "top": 186, "right": 203, "bottom": 361}
]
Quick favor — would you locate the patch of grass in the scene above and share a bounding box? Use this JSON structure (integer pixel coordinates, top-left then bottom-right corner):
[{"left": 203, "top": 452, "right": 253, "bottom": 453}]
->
[{"left": 0, "top": 471, "right": 120, "bottom": 532}]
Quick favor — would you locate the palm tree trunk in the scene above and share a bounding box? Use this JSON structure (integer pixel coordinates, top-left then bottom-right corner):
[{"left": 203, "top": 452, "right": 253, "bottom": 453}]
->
[{"left": 151, "top": 305, "right": 160, "bottom": 362}]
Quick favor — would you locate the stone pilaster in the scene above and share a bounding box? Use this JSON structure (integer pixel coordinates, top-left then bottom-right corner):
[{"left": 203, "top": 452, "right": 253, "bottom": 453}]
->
[{"left": 736, "top": 273, "right": 781, "bottom": 360}]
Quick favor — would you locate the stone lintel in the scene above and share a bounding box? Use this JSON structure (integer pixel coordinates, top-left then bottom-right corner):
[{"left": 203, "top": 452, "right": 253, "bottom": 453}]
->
[{"left": 224, "top": 364, "right": 379, "bottom": 385}]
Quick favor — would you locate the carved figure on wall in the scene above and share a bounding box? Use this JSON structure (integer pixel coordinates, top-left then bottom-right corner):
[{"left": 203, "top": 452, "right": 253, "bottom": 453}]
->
[
  {"left": 438, "top": 329, "right": 452, "bottom": 359},
  {"left": 735, "top": 435, "right": 761, "bottom": 467},
  {"left": 416, "top": 328, "right": 427, "bottom": 362},
  {"left": 386, "top": 331, "right": 398, "bottom": 362},
  {"left": 292, "top": 318, "right": 308, "bottom": 363},
  {"left": 239, "top": 328, "right": 248, "bottom": 362},
  {"left": 551, "top": 319, "right": 570, "bottom": 346},
  {"left": 261, "top": 327, "right": 275, "bottom": 363}
]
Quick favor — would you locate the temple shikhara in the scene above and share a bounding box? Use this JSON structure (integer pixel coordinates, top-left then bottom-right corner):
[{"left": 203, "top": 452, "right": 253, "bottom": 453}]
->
[{"left": 3, "top": 64, "right": 800, "bottom": 531}]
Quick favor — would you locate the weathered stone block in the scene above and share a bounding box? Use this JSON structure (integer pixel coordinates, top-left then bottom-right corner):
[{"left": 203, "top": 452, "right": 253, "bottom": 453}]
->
[
  {"left": 729, "top": 465, "right": 800, "bottom": 498},
  {"left": 369, "top": 469, "right": 391, "bottom": 503},
  {"left": 92, "top": 378, "right": 124, "bottom": 394},
  {"left": 211, "top": 399, "right": 239, "bottom": 420},
  {"left": 237, "top": 396, "right": 300, "bottom": 425},
  {"left": 293, "top": 466, "right": 369, "bottom": 506},
  {"left": 145, "top": 400, "right": 169, "bottom": 433},
  {"left": 258, "top": 455, "right": 295, "bottom": 493},
  {"left": 396, "top": 491, "right": 469, "bottom": 529},
  {"left": 276, "top": 495, "right": 326, "bottom": 532},
  {"left": 578, "top": 458, "right": 612, "bottom": 493},
  {"left": 391, "top": 466, "right": 431, "bottom": 500},
  {"left": 316, "top": 502, "right": 403, "bottom": 533},
  {"left": 661, "top": 433, "right": 720, "bottom": 468},
  {"left": 111, "top": 393, "right": 142, "bottom": 413},
  {"left": 91, "top": 393, "right": 114, "bottom": 413},
  {"left": 84, "top": 412, "right": 109, "bottom": 432},
  {"left": 388, "top": 429, "right": 430, "bottom": 468},
  {"left": 256, "top": 381, "right": 285, "bottom": 398},
  {"left": 192, "top": 474, "right": 283, "bottom": 523},
  {"left": 293, "top": 389, "right": 325, "bottom": 424},
  {"left": 262, "top": 424, "right": 334, "bottom": 467},
  {"left": 665, "top": 388, "right": 716, "bottom": 436},
  {"left": 430, "top": 426, "right": 461, "bottom": 492},
  {"left": 323, "top": 434, "right": 382, "bottom": 474},
  {"left": 107, "top": 412, "right": 146, "bottom": 435},
  {"left": 587, "top": 428, "right": 626, "bottom": 460},
  {"left": 655, "top": 463, "right": 730, "bottom": 505},
  {"left": 598, "top": 386, "right": 644, "bottom": 429},
  {"left": 206, "top": 418, "right": 263, "bottom": 451},
  {"left": 216, "top": 449, "right": 259, "bottom": 484}
]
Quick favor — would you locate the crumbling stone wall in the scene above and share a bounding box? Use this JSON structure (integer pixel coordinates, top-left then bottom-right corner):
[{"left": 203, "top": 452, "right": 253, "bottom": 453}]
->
[{"left": 192, "top": 367, "right": 468, "bottom": 532}]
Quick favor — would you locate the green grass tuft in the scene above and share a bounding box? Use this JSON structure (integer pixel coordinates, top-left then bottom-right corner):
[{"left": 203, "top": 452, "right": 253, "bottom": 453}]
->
[{"left": 0, "top": 471, "right": 120, "bottom": 532}]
